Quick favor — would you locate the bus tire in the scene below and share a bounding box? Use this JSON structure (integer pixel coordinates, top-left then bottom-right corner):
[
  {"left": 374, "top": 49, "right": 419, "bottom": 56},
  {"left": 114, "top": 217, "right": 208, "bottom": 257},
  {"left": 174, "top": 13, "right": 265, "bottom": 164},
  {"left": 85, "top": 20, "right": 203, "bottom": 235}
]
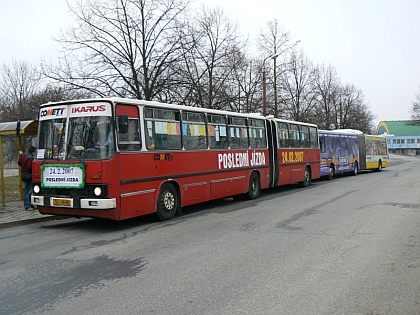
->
[
  {"left": 299, "top": 167, "right": 311, "bottom": 188},
  {"left": 247, "top": 172, "right": 261, "bottom": 200},
  {"left": 156, "top": 183, "right": 178, "bottom": 221},
  {"left": 328, "top": 164, "right": 334, "bottom": 180},
  {"left": 352, "top": 161, "right": 358, "bottom": 176},
  {"left": 377, "top": 161, "right": 382, "bottom": 172}
]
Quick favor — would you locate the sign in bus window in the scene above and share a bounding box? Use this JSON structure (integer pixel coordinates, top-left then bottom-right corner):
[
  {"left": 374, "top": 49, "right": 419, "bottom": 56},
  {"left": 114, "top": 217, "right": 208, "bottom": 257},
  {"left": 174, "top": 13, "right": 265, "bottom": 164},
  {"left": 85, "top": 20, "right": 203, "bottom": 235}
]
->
[
  {"left": 183, "top": 114, "right": 207, "bottom": 150},
  {"left": 300, "top": 125, "right": 310, "bottom": 148},
  {"left": 209, "top": 124, "right": 228, "bottom": 149},
  {"left": 145, "top": 108, "right": 182, "bottom": 150},
  {"left": 249, "top": 119, "right": 266, "bottom": 148},
  {"left": 278, "top": 122, "right": 289, "bottom": 148},
  {"left": 208, "top": 114, "right": 228, "bottom": 149},
  {"left": 289, "top": 124, "right": 301, "bottom": 148},
  {"left": 229, "top": 117, "right": 248, "bottom": 149}
]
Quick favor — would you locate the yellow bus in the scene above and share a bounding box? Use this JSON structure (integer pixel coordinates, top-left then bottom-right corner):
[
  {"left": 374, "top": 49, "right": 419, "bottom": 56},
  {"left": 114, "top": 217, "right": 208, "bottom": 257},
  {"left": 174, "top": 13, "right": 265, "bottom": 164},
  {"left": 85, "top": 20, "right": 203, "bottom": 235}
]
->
[{"left": 364, "top": 134, "right": 390, "bottom": 171}]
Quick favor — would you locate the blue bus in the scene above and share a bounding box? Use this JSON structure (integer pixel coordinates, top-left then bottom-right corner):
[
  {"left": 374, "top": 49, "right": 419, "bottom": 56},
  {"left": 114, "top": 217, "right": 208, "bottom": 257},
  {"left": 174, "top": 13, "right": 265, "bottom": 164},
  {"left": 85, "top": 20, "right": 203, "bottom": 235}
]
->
[{"left": 319, "top": 130, "right": 359, "bottom": 179}]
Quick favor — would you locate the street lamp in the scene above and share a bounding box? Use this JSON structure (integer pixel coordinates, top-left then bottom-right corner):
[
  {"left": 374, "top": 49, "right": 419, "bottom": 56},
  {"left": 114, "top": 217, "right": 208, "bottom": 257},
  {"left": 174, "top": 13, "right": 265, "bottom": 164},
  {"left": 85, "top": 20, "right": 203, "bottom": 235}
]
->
[{"left": 262, "top": 53, "right": 279, "bottom": 116}]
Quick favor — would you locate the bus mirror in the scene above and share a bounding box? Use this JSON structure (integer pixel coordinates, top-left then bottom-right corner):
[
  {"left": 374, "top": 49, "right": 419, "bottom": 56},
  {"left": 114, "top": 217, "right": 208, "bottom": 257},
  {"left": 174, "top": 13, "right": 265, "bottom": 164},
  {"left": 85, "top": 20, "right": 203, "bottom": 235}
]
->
[{"left": 118, "top": 115, "right": 128, "bottom": 133}]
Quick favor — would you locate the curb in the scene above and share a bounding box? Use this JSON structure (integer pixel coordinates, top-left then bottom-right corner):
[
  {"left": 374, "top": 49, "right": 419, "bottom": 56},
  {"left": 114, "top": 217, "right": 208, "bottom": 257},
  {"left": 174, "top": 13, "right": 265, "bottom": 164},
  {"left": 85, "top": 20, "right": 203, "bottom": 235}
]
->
[{"left": 0, "top": 215, "right": 68, "bottom": 230}]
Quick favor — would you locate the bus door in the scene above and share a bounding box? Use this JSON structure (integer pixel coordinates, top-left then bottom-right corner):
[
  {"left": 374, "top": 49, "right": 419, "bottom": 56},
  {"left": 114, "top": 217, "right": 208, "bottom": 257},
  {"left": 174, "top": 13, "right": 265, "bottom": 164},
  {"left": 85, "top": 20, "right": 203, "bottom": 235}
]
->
[
  {"left": 115, "top": 104, "right": 150, "bottom": 219},
  {"left": 266, "top": 120, "right": 279, "bottom": 187},
  {"left": 358, "top": 134, "right": 366, "bottom": 170}
]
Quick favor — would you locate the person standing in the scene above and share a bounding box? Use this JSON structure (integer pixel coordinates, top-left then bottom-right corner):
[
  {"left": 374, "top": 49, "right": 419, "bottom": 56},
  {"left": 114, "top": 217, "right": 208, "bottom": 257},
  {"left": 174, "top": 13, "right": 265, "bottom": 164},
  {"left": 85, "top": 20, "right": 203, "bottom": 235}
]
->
[{"left": 18, "top": 145, "right": 36, "bottom": 211}]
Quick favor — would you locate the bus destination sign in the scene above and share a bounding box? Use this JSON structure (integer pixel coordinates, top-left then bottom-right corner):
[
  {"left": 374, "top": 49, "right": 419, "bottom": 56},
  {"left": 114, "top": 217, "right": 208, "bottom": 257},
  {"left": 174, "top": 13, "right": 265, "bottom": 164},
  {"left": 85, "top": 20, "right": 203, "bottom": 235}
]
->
[{"left": 41, "top": 164, "right": 86, "bottom": 189}]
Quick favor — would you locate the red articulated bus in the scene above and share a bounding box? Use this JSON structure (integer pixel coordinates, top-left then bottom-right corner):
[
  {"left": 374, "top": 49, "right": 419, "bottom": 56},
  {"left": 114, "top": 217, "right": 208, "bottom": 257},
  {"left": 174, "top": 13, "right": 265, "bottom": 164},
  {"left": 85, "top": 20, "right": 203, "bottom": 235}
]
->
[{"left": 31, "top": 98, "right": 320, "bottom": 221}]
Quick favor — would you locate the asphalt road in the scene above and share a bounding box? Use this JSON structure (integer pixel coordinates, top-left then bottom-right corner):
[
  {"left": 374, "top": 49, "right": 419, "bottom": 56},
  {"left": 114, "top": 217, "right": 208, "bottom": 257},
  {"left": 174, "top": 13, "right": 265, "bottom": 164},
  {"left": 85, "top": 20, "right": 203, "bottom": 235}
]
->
[{"left": 0, "top": 155, "right": 419, "bottom": 315}]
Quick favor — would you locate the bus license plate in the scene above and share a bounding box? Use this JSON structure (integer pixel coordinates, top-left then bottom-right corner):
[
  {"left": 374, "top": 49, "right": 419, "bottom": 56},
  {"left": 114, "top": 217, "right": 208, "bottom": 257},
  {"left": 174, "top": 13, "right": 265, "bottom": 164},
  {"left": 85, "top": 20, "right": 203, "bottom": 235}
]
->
[{"left": 52, "top": 198, "right": 71, "bottom": 207}]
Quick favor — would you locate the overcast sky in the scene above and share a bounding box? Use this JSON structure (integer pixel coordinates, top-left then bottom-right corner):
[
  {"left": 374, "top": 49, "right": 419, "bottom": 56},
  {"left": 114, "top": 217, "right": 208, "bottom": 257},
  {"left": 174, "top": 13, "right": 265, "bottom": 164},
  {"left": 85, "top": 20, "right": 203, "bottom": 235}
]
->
[{"left": 1, "top": 0, "right": 419, "bottom": 128}]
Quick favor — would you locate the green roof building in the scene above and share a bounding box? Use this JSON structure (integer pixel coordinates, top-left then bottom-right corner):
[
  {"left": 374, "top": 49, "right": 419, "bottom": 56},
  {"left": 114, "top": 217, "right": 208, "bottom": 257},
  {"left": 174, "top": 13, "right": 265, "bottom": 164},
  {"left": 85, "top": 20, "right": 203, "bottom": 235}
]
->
[{"left": 377, "top": 120, "right": 420, "bottom": 156}]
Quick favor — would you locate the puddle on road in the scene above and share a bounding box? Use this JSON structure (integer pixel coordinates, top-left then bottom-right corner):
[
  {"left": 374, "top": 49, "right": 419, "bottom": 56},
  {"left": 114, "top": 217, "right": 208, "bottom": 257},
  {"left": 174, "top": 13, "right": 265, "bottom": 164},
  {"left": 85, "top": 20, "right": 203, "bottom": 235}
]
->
[{"left": 0, "top": 255, "right": 147, "bottom": 315}]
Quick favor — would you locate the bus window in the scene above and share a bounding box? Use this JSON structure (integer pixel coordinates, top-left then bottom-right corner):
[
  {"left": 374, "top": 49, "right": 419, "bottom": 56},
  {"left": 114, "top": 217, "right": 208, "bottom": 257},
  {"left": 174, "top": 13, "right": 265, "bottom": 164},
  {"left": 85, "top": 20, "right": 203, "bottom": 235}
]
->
[
  {"left": 378, "top": 140, "right": 387, "bottom": 155},
  {"left": 277, "top": 122, "right": 289, "bottom": 147},
  {"left": 182, "top": 112, "right": 207, "bottom": 150},
  {"left": 309, "top": 126, "right": 318, "bottom": 148},
  {"left": 229, "top": 117, "right": 248, "bottom": 149},
  {"left": 208, "top": 114, "right": 228, "bottom": 149},
  {"left": 249, "top": 119, "right": 266, "bottom": 148},
  {"left": 289, "top": 124, "right": 301, "bottom": 148},
  {"left": 117, "top": 117, "right": 141, "bottom": 151},
  {"left": 300, "top": 125, "right": 310, "bottom": 148},
  {"left": 319, "top": 136, "right": 326, "bottom": 153},
  {"left": 144, "top": 107, "right": 182, "bottom": 150}
]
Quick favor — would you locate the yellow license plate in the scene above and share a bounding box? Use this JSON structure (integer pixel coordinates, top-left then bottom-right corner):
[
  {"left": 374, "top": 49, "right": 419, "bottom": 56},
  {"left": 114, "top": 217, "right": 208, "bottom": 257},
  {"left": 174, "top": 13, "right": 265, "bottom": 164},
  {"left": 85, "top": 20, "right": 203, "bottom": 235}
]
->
[{"left": 52, "top": 199, "right": 71, "bottom": 206}]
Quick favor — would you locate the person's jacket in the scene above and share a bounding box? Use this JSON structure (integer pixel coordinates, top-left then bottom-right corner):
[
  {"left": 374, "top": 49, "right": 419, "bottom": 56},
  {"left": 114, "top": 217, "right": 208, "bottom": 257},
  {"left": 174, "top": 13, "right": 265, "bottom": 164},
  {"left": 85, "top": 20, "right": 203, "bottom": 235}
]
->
[{"left": 18, "top": 153, "right": 33, "bottom": 174}]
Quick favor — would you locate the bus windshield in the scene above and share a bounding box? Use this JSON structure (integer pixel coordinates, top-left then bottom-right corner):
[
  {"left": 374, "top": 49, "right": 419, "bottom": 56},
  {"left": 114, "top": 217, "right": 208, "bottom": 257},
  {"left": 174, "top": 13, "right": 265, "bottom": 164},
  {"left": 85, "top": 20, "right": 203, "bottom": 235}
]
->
[
  {"left": 67, "top": 116, "right": 115, "bottom": 160},
  {"left": 38, "top": 118, "right": 67, "bottom": 160},
  {"left": 38, "top": 115, "right": 115, "bottom": 161}
]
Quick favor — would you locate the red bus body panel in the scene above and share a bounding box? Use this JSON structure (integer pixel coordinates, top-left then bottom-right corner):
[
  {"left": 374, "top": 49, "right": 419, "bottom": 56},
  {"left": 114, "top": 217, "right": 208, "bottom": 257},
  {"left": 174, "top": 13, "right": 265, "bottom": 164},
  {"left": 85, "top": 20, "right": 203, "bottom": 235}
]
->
[
  {"left": 34, "top": 158, "right": 122, "bottom": 220},
  {"left": 118, "top": 149, "right": 270, "bottom": 220},
  {"left": 35, "top": 149, "right": 270, "bottom": 220},
  {"left": 277, "top": 148, "right": 320, "bottom": 186}
]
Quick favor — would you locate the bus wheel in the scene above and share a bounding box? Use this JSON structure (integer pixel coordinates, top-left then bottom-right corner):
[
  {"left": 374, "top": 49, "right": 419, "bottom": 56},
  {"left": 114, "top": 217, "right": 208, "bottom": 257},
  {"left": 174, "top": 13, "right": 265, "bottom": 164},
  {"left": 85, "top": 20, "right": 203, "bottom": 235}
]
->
[
  {"left": 377, "top": 161, "right": 382, "bottom": 172},
  {"left": 299, "top": 167, "right": 311, "bottom": 188},
  {"left": 157, "top": 183, "right": 177, "bottom": 221},
  {"left": 247, "top": 172, "right": 261, "bottom": 200},
  {"left": 352, "top": 161, "right": 358, "bottom": 176},
  {"left": 328, "top": 165, "right": 334, "bottom": 180}
]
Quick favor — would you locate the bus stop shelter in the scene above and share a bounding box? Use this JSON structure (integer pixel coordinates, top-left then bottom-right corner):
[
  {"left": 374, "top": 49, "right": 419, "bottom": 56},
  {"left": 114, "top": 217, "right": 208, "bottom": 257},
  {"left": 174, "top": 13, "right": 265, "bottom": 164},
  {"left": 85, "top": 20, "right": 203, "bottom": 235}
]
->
[{"left": 0, "top": 120, "right": 38, "bottom": 206}]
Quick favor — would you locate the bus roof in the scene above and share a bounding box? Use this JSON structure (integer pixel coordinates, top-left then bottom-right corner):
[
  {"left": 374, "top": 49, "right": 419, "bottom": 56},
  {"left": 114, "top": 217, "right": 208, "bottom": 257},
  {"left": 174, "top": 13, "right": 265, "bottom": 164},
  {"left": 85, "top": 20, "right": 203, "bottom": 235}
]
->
[
  {"left": 319, "top": 129, "right": 363, "bottom": 135},
  {"left": 266, "top": 116, "right": 318, "bottom": 128},
  {"left": 40, "top": 97, "right": 317, "bottom": 127},
  {"left": 39, "top": 97, "right": 268, "bottom": 120}
]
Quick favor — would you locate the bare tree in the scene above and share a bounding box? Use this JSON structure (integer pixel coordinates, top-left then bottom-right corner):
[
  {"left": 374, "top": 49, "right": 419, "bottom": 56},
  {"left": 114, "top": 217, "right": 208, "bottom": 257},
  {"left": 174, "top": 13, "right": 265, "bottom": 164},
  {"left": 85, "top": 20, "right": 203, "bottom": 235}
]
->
[
  {"left": 0, "top": 60, "right": 85, "bottom": 164},
  {"left": 43, "top": 0, "right": 190, "bottom": 100},
  {"left": 27, "top": 85, "right": 91, "bottom": 109},
  {"left": 310, "top": 64, "right": 340, "bottom": 129},
  {"left": 231, "top": 56, "right": 264, "bottom": 114},
  {"left": 37, "top": 0, "right": 377, "bottom": 130},
  {"left": 280, "top": 50, "right": 315, "bottom": 121},
  {"left": 175, "top": 5, "right": 245, "bottom": 110},
  {"left": 340, "top": 85, "right": 375, "bottom": 133},
  {"left": 0, "top": 61, "right": 41, "bottom": 122},
  {"left": 309, "top": 65, "right": 375, "bottom": 132},
  {"left": 258, "top": 19, "right": 299, "bottom": 117},
  {"left": 408, "top": 88, "right": 420, "bottom": 126},
  {"left": 0, "top": 61, "right": 39, "bottom": 166}
]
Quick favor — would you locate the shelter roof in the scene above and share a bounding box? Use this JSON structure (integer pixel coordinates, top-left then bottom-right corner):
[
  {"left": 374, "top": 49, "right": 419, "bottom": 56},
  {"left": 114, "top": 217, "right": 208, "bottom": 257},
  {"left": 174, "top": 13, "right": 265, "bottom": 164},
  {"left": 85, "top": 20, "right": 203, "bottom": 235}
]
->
[{"left": 0, "top": 120, "right": 38, "bottom": 136}]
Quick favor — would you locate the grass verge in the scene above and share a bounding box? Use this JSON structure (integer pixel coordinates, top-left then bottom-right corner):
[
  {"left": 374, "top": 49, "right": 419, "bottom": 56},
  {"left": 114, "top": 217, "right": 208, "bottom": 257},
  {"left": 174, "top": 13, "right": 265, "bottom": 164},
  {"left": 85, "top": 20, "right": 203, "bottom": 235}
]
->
[{"left": 1, "top": 176, "right": 21, "bottom": 203}]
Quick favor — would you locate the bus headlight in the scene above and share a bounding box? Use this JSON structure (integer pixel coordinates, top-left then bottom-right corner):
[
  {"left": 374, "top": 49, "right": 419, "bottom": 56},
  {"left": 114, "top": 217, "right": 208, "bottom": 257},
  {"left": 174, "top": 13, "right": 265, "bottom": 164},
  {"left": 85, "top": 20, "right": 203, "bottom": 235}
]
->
[
  {"left": 94, "top": 187, "right": 102, "bottom": 197},
  {"left": 33, "top": 185, "right": 40, "bottom": 194}
]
